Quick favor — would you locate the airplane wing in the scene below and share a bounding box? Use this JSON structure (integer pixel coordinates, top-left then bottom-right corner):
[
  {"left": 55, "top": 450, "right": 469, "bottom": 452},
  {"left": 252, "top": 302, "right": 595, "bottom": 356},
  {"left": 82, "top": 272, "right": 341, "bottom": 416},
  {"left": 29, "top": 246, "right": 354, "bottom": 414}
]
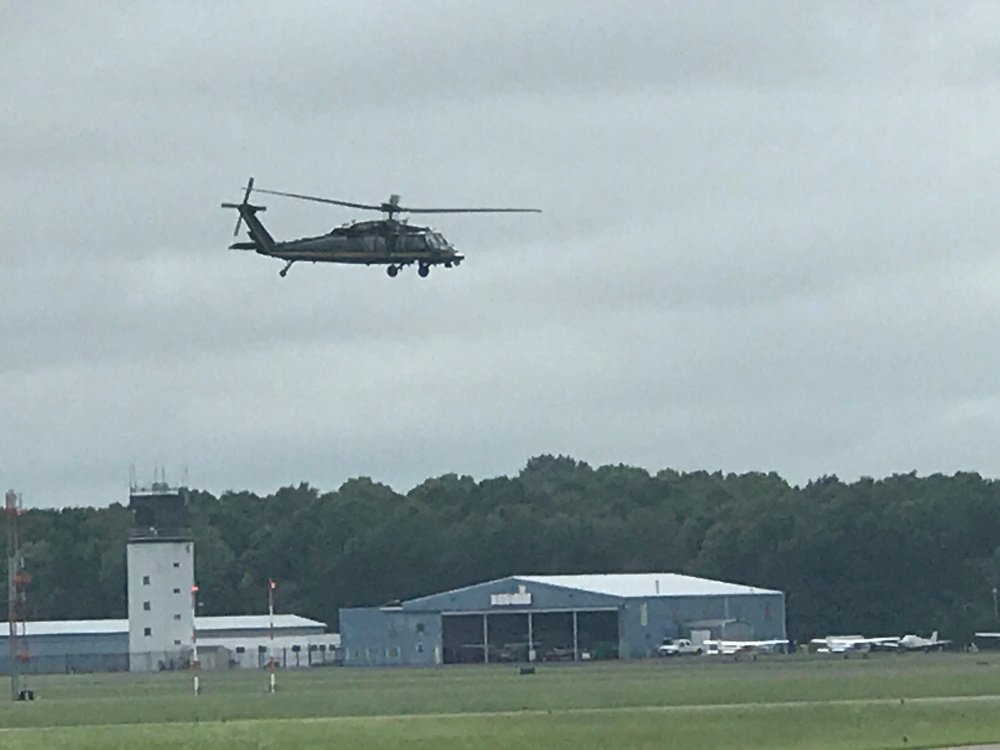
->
[
  {"left": 864, "top": 636, "right": 901, "bottom": 649},
  {"left": 747, "top": 639, "right": 789, "bottom": 649},
  {"left": 811, "top": 635, "right": 899, "bottom": 653},
  {"left": 710, "top": 639, "right": 789, "bottom": 654}
]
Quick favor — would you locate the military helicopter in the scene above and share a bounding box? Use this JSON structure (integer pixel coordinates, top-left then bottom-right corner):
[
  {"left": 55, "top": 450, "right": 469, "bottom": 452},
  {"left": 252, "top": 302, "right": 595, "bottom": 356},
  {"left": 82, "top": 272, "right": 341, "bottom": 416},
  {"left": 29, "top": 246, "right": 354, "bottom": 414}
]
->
[{"left": 222, "top": 177, "right": 540, "bottom": 278}]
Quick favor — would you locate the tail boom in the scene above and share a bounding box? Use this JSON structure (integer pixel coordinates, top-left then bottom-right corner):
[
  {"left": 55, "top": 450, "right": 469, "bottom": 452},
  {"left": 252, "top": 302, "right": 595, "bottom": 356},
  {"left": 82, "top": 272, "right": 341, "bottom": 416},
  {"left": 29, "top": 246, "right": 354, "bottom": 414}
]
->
[{"left": 221, "top": 178, "right": 277, "bottom": 254}]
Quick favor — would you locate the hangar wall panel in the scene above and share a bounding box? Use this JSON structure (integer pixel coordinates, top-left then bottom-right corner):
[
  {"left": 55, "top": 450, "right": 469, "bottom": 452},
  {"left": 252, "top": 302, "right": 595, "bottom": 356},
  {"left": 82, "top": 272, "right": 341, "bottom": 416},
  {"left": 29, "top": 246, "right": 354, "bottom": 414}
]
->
[
  {"left": 340, "top": 608, "right": 442, "bottom": 667},
  {"left": 0, "top": 633, "right": 128, "bottom": 674}
]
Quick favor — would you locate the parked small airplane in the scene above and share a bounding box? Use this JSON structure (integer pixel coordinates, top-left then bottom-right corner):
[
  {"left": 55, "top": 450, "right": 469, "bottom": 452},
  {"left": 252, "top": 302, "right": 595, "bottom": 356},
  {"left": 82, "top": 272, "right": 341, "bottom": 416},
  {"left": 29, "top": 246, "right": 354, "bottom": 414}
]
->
[
  {"left": 893, "top": 631, "right": 949, "bottom": 652},
  {"left": 810, "top": 631, "right": 949, "bottom": 654},
  {"left": 809, "top": 635, "right": 899, "bottom": 654},
  {"left": 704, "top": 638, "right": 789, "bottom": 655}
]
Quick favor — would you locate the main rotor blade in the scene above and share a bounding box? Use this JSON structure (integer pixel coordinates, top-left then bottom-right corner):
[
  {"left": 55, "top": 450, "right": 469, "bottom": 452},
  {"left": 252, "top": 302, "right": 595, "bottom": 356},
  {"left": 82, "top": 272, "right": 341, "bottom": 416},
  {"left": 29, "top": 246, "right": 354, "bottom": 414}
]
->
[
  {"left": 253, "top": 188, "right": 382, "bottom": 212},
  {"left": 402, "top": 207, "right": 542, "bottom": 214},
  {"left": 254, "top": 186, "right": 542, "bottom": 215}
]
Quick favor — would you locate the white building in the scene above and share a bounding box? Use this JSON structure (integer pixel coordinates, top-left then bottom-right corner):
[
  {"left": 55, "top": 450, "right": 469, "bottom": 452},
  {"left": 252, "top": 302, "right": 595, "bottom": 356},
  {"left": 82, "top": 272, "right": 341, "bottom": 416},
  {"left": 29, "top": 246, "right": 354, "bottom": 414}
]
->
[
  {"left": 126, "top": 484, "right": 195, "bottom": 672},
  {"left": 0, "top": 615, "right": 337, "bottom": 673},
  {"left": 195, "top": 615, "right": 338, "bottom": 669}
]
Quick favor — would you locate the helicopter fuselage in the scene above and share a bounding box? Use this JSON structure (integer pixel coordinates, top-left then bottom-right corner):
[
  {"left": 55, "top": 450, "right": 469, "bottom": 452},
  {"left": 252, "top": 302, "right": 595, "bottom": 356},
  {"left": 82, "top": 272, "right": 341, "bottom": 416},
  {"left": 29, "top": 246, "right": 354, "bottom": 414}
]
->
[
  {"left": 227, "top": 203, "right": 463, "bottom": 277},
  {"left": 265, "top": 222, "right": 464, "bottom": 267}
]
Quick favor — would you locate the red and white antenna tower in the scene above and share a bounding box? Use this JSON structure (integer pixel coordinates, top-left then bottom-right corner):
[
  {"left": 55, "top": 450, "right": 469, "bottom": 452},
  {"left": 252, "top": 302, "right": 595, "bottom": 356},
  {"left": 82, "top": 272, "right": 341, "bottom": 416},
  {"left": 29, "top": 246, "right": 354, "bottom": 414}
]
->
[{"left": 6, "top": 490, "right": 31, "bottom": 701}]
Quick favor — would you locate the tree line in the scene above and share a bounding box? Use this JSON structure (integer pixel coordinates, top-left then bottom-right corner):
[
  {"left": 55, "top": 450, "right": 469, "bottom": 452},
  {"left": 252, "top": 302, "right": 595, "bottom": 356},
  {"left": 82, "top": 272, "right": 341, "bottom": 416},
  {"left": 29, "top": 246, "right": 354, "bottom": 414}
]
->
[{"left": 6, "top": 455, "right": 1000, "bottom": 643}]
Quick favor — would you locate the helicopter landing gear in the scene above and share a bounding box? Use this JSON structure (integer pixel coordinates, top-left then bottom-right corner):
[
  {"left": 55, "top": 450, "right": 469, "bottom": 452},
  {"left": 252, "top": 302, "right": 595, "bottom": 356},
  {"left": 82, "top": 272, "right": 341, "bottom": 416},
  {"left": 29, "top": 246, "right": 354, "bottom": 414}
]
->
[
  {"left": 387, "top": 265, "right": 399, "bottom": 278},
  {"left": 418, "top": 263, "right": 430, "bottom": 278},
  {"left": 279, "top": 260, "right": 294, "bottom": 277}
]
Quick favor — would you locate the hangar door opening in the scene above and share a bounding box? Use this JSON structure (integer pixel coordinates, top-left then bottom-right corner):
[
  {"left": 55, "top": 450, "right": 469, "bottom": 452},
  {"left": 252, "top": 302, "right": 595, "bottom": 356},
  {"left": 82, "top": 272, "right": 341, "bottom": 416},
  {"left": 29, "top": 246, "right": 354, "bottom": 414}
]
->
[{"left": 441, "top": 610, "right": 618, "bottom": 664}]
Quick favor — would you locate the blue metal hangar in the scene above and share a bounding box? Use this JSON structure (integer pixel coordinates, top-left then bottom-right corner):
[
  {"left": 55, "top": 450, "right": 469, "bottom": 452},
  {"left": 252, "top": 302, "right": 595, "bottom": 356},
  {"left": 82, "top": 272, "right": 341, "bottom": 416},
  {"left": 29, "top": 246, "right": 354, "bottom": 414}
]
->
[{"left": 340, "top": 573, "right": 785, "bottom": 666}]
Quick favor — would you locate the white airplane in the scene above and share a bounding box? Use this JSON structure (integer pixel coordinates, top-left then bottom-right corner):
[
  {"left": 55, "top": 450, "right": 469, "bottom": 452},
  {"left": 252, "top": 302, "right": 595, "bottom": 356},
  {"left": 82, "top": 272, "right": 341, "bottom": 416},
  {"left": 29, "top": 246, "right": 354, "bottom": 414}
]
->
[
  {"left": 704, "top": 639, "right": 789, "bottom": 655},
  {"left": 892, "top": 631, "right": 949, "bottom": 652},
  {"left": 810, "top": 632, "right": 949, "bottom": 654},
  {"left": 809, "top": 635, "right": 899, "bottom": 654}
]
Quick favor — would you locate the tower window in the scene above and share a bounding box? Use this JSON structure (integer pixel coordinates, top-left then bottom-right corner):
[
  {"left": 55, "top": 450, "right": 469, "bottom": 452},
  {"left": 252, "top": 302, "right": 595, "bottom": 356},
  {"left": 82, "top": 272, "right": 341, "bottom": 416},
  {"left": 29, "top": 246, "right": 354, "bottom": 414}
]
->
[
  {"left": 173, "top": 588, "right": 181, "bottom": 594},
  {"left": 174, "top": 639, "right": 181, "bottom": 646},
  {"left": 173, "top": 613, "right": 181, "bottom": 621},
  {"left": 173, "top": 562, "right": 180, "bottom": 568},
  {"left": 142, "top": 575, "right": 150, "bottom": 585},
  {"left": 143, "top": 601, "right": 151, "bottom": 611},
  {"left": 144, "top": 627, "right": 152, "bottom": 637}
]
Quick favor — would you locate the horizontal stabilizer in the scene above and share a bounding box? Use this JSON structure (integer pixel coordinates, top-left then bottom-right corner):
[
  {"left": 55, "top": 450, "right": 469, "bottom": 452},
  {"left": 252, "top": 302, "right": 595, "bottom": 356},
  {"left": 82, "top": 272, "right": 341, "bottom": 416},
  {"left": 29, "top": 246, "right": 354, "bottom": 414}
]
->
[
  {"left": 221, "top": 203, "right": 267, "bottom": 212},
  {"left": 229, "top": 242, "right": 258, "bottom": 250}
]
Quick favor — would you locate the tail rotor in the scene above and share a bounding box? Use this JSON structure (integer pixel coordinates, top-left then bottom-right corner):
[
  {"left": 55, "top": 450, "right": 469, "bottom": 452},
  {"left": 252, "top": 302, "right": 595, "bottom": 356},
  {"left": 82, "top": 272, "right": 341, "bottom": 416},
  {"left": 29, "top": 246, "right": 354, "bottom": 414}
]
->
[
  {"left": 221, "top": 177, "right": 255, "bottom": 237},
  {"left": 221, "top": 177, "right": 276, "bottom": 253}
]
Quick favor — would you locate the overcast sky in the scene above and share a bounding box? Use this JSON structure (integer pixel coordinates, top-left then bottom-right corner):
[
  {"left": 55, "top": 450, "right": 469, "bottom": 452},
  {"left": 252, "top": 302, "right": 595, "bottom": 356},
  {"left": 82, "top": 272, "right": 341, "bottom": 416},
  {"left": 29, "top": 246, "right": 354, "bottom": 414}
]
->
[{"left": 5, "top": 2, "right": 1000, "bottom": 508}]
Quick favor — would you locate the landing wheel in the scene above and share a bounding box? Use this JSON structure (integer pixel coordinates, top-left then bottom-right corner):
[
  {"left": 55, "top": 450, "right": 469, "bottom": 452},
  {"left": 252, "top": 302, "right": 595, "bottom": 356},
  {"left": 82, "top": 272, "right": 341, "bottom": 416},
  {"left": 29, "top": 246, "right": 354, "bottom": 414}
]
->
[
  {"left": 418, "top": 264, "right": 430, "bottom": 278},
  {"left": 387, "top": 265, "right": 399, "bottom": 278},
  {"left": 279, "top": 267, "right": 288, "bottom": 278}
]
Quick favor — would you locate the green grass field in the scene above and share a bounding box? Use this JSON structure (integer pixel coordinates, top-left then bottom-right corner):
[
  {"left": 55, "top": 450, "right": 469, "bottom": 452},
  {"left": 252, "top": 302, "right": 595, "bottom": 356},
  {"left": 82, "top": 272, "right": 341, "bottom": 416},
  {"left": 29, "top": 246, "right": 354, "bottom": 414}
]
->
[{"left": 2, "top": 653, "right": 1000, "bottom": 748}]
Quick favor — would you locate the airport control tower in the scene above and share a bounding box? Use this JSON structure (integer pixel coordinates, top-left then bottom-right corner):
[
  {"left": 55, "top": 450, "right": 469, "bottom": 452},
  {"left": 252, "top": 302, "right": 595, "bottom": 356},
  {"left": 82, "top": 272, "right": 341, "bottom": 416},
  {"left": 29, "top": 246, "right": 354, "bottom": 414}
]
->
[{"left": 126, "top": 480, "right": 194, "bottom": 672}]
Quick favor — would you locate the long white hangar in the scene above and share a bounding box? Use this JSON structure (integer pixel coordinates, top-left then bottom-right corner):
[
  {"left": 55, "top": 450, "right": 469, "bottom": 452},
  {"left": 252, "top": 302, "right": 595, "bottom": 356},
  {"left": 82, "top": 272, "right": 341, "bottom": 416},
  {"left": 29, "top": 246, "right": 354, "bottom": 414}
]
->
[{"left": 340, "top": 572, "right": 785, "bottom": 666}]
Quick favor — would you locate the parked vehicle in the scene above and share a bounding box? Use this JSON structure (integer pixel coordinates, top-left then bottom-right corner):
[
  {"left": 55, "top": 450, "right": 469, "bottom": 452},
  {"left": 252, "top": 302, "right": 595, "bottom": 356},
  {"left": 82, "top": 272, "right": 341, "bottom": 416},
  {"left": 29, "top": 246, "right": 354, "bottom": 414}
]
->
[{"left": 657, "top": 638, "right": 703, "bottom": 657}]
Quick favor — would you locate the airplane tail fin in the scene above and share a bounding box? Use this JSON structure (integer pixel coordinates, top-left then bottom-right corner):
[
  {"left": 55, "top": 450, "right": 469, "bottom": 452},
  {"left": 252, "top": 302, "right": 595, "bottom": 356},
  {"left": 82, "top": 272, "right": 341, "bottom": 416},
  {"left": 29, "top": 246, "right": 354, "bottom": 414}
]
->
[
  {"left": 221, "top": 176, "right": 276, "bottom": 253},
  {"left": 931, "top": 631, "right": 939, "bottom": 642}
]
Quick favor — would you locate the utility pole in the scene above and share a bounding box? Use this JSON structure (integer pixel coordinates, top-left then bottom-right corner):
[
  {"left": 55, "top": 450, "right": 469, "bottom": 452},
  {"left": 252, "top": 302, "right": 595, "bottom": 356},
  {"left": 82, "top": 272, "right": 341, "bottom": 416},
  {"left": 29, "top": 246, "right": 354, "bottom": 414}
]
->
[
  {"left": 268, "top": 579, "right": 276, "bottom": 693},
  {"left": 191, "top": 584, "right": 200, "bottom": 695}
]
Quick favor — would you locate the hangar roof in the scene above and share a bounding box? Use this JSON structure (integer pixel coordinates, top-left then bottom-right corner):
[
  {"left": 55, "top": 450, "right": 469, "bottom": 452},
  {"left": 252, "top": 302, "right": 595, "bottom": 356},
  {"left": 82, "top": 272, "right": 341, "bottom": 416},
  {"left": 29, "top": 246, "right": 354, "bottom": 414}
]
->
[
  {"left": 0, "top": 614, "right": 326, "bottom": 637},
  {"left": 399, "top": 572, "right": 783, "bottom": 611},
  {"left": 196, "top": 615, "right": 324, "bottom": 632},
  {"left": 12, "top": 619, "right": 129, "bottom": 636},
  {"left": 516, "top": 573, "right": 781, "bottom": 598}
]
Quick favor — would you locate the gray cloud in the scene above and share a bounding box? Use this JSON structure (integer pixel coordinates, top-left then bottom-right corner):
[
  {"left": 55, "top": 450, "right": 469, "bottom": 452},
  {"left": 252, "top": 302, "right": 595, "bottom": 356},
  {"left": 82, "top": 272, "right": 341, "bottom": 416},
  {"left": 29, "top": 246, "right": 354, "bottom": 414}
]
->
[{"left": 4, "top": 2, "right": 1000, "bottom": 507}]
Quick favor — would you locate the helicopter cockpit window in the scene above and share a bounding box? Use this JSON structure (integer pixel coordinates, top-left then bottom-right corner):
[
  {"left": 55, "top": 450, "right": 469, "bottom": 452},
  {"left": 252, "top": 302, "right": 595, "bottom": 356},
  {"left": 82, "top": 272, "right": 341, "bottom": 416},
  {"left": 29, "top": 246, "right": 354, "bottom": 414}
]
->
[{"left": 426, "top": 233, "right": 444, "bottom": 249}]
